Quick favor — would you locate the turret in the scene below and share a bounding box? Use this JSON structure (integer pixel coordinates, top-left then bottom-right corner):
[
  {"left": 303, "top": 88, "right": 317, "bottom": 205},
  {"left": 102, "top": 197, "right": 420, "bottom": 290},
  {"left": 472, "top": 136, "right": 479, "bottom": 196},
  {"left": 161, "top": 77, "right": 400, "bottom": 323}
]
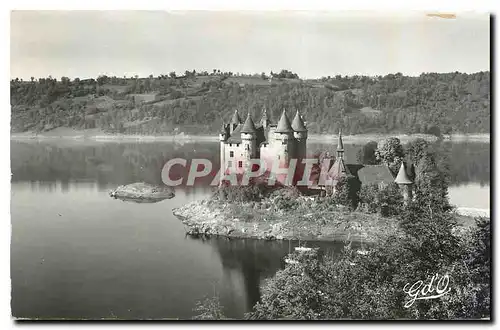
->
[
  {"left": 219, "top": 122, "right": 228, "bottom": 142},
  {"left": 240, "top": 113, "right": 258, "bottom": 171},
  {"left": 219, "top": 122, "right": 229, "bottom": 183},
  {"left": 230, "top": 109, "right": 242, "bottom": 134},
  {"left": 327, "top": 156, "right": 350, "bottom": 196},
  {"left": 260, "top": 106, "right": 271, "bottom": 129},
  {"left": 292, "top": 110, "right": 307, "bottom": 159},
  {"left": 274, "top": 109, "right": 294, "bottom": 163},
  {"left": 395, "top": 162, "right": 413, "bottom": 206},
  {"left": 336, "top": 129, "right": 344, "bottom": 160},
  {"left": 275, "top": 109, "right": 293, "bottom": 135},
  {"left": 292, "top": 110, "right": 307, "bottom": 136}
]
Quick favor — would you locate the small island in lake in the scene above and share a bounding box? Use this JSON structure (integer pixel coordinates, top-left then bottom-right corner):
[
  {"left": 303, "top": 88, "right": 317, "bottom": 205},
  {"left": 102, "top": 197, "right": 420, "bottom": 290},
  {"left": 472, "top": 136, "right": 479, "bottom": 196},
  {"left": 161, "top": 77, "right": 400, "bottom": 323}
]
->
[
  {"left": 110, "top": 182, "right": 175, "bottom": 203},
  {"left": 173, "top": 112, "right": 482, "bottom": 243}
]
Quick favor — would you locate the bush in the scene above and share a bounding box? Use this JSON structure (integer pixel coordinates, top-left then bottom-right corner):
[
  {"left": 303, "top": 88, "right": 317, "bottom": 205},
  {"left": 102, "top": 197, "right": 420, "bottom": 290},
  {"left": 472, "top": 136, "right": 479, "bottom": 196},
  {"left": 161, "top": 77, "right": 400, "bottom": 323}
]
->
[
  {"left": 215, "top": 181, "right": 268, "bottom": 203},
  {"left": 357, "top": 183, "right": 403, "bottom": 216},
  {"left": 378, "top": 183, "right": 404, "bottom": 216},
  {"left": 270, "top": 186, "right": 302, "bottom": 211},
  {"left": 192, "top": 295, "right": 226, "bottom": 320},
  {"left": 357, "top": 183, "right": 380, "bottom": 213},
  {"left": 331, "top": 176, "right": 361, "bottom": 210}
]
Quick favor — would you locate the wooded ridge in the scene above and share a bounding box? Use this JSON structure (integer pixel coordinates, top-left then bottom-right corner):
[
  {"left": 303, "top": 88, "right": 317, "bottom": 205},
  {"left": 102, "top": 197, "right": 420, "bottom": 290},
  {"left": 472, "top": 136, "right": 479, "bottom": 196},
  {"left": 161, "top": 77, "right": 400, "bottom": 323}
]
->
[{"left": 10, "top": 70, "right": 490, "bottom": 136}]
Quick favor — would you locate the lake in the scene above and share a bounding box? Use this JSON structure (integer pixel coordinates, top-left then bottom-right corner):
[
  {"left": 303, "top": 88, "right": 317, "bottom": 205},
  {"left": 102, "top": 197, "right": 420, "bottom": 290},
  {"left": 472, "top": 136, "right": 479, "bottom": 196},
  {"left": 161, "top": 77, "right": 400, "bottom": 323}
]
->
[{"left": 10, "top": 139, "right": 490, "bottom": 319}]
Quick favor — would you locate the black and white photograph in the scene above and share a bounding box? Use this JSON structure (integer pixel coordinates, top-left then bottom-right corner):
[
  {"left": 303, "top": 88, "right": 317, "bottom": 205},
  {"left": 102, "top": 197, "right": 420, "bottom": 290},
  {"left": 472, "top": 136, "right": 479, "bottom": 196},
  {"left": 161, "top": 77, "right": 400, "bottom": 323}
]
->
[{"left": 8, "top": 8, "right": 491, "bottom": 321}]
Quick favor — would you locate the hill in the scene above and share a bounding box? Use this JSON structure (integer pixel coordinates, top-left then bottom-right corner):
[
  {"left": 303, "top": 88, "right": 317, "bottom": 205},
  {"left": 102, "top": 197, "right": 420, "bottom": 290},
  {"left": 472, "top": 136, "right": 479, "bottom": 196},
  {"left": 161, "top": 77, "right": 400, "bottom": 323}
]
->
[{"left": 10, "top": 71, "right": 490, "bottom": 136}]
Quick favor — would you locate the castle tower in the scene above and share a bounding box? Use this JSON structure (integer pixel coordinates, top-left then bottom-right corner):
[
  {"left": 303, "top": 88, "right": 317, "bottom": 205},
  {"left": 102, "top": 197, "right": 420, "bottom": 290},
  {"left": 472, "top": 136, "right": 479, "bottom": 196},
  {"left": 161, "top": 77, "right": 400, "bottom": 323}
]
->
[
  {"left": 275, "top": 109, "right": 294, "bottom": 166},
  {"left": 240, "top": 113, "right": 258, "bottom": 172},
  {"left": 219, "top": 122, "right": 229, "bottom": 180},
  {"left": 328, "top": 155, "right": 350, "bottom": 195},
  {"left": 230, "top": 109, "right": 242, "bottom": 134},
  {"left": 260, "top": 106, "right": 271, "bottom": 130},
  {"left": 395, "top": 162, "right": 413, "bottom": 206},
  {"left": 292, "top": 110, "right": 308, "bottom": 160},
  {"left": 336, "top": 129, "right": 345, "bottom": 160}
]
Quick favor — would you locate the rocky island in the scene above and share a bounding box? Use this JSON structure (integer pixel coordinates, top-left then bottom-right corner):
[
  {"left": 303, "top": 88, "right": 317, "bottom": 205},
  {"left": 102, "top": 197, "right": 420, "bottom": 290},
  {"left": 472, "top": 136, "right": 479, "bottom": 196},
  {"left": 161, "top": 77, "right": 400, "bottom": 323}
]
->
[
  {"left": 173, "top": 199, "right": 399, "bottom": 243},
  {"left": 172, "top": 183, "right": 478, "bottom": 243},
  {"left": 172, "top": 184, "right": 404, "bottom": 243},
  {"left": 109, "top": 182, "right": 175, "bottom": 203}
]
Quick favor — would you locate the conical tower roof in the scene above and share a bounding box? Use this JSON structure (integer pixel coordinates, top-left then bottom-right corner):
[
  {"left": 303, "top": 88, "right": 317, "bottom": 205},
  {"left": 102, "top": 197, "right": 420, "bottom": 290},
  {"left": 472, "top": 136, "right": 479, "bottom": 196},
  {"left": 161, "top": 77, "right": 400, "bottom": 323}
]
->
[
  {"left": 230, "top": 109, "right": 242, "bottom": 124},
  {"left": 240, "top": 113, "right": 257, "bottom": 134},
  {"left": 260, "top": 107, "right": 271, "bottom": 126},
  {"left": 329, "top": 157, "right": 350, "bottom": 180},
  {"left": 291, "top": 111, "right": 307, "bottom": 132},
  {"left": 337, "top": 129, "right": 344, "bottom": 151},
  {"left": 219, "top": 122, "right": 228, "bottom": 134},
  {"left": 275, "top": 109, "right": 293, "bottom": 133},
  {"left": 395, "top": 162, "right": 412, "bottom": 184}
]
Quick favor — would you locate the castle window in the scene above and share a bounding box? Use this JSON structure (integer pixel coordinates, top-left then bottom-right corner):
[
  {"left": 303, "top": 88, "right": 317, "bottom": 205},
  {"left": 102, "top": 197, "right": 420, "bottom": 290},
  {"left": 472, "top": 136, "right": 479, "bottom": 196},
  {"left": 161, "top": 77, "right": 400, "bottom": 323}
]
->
[
  {"left": 238, "top": 161, "right": 243, "bottom": 168},
  {"left": 228, "top": 161, "right": 232, "bottom": 168},
  {"left": 245, "top": 144, "right": 250, "bottom": 151},
  {"left": 230, "top": 151, "right": 234, "bottom": 158}
]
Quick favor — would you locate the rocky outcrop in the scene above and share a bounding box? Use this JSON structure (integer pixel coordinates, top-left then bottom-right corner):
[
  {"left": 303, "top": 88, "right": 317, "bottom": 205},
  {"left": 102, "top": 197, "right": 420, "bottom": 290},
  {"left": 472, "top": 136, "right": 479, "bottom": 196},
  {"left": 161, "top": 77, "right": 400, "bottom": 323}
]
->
[
  {"left": 109, "top": 182, "right": 175, "bottom": 202},
  {"left": 172, "top": 199, "right": 401, "bottom": 242}
]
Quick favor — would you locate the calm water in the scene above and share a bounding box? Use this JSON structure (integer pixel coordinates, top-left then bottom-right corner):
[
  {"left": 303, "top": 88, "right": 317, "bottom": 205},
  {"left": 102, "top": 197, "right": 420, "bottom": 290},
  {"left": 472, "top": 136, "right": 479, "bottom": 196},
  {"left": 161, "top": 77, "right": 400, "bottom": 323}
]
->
[{"left": 10, "top": 140, "right": 490, "bottom": 319}]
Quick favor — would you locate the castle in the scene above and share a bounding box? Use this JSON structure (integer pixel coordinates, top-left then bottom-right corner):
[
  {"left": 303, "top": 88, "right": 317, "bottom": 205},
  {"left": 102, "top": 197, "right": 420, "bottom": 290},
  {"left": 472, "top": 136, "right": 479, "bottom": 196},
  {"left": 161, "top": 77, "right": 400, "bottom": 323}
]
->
[
  {"left": 219, "top": 108, "right": 414, "bottom": 203},
  {"left": 219, "top": 108, "right": 307, "bottom": 176}
]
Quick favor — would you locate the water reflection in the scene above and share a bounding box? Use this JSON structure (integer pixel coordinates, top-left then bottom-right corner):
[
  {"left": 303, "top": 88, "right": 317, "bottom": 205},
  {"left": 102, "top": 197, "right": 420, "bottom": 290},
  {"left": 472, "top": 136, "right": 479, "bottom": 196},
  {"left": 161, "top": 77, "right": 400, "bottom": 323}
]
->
[
  {"left": 11, "top": 140, "right": 490, "bottom": 188},
  {"left": 196, "top": 236, "right": 360, "bottom": 311}
]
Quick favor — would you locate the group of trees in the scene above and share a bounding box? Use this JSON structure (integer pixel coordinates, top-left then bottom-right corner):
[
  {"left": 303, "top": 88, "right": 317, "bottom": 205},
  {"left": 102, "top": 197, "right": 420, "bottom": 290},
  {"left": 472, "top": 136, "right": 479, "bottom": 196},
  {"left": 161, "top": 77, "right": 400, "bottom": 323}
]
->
[
  {"left": 269, "top": 69, "right": 300, "bottom": 79},
  {"left": 194, "top": 137, "right": 489, "bottom": 319},
  {"left": 245, "top": 214, "right": 490, "bottom": 319},
  {"left": 11, "top": 71, "right": 489, "bottom": 135},
  {"left": 354, "top": 137, "right": 451, "bottom": 216}
]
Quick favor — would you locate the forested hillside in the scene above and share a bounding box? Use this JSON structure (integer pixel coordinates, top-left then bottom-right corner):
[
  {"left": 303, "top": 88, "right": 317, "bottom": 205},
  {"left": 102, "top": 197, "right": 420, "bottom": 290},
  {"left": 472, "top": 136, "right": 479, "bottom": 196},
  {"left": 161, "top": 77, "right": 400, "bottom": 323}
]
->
[{"left": 10, "top": 70, "right": 490, "bottom": 136}]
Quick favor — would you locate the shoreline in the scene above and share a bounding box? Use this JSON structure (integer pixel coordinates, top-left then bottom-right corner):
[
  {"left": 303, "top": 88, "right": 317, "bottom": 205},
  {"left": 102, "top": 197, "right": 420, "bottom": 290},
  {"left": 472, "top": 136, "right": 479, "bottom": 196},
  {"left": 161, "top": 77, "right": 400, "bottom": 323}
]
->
[
  {"left": 455, "top": 207, "right": 490, "bottom": 218},
  {"left": 171, "top": 198, "right": 483, "bottom": 243},
  {"left": 172, "top": 200, "right": 396, "bottom": 243},
  {"left": 10, "top": 131, "right": 491, "bottom": 143}
]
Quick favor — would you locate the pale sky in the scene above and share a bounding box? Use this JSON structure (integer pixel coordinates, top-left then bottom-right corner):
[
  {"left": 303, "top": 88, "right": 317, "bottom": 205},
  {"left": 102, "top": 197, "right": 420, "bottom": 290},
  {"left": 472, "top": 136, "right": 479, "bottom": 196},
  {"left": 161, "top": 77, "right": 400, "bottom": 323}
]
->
[{"left": 10, "top": 11, "right": 490, "bottom": 79}]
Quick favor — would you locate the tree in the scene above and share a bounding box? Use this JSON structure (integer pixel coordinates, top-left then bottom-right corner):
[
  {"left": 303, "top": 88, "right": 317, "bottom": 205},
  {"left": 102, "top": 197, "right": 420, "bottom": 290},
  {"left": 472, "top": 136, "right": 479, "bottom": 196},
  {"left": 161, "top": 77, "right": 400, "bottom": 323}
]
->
[
  {"left": 332, "top": 176, "right": 360, "bottom": 210},
  {"left": 405, "top": 138, "right": 429, "bottom": 165},
  {"left": 413, "top": 153, "right": 451, "bottom": 213},
  {"left": 377, "top": 183, "right": 403, "bottom": 216},
  {"left": 247, "top": 202, "right": 489, "bottom": 320},
  {"left": 169, "top": 71, "right": 176, "bottom": 78},
  {"left": 96, "top": 75, "right": 108, "bottom": 86},
  {"left": 357, "top": 182, "right": 403, "bottom": 216},
  {"left": 375, "top": 137, "right": 404, "bottom": 174},
  {"left": 192, "top": 295, "right": 226, "bottom": 320},
  {"left": 356, "top": 141, "right": 378, "bottom": 164},
  {"left": 357, "top": 183, "right": 380, "bottom": 213}
]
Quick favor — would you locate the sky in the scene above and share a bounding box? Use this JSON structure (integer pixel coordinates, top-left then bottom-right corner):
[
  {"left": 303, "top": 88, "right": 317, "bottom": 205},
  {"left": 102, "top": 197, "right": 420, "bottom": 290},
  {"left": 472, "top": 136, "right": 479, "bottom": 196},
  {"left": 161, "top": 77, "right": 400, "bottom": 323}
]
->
[{"left": 10, "top": 11, "right": 490, "bottom": 80}]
